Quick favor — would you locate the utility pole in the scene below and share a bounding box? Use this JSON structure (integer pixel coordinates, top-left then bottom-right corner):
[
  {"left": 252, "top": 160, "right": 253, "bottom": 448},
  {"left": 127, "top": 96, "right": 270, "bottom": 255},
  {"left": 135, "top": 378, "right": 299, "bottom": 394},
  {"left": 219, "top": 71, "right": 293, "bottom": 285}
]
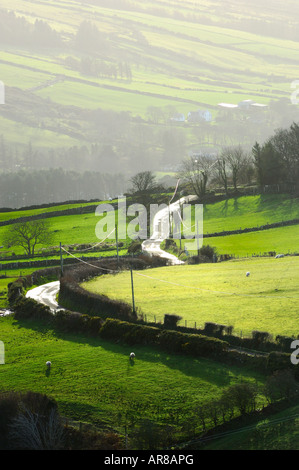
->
[
  {"left": 197, "top": 220, "right": 200, "bottom": 256},
  {"left": 115, "top": 225, "right": 119, "bottom": 263},
  {"left": 130, "top": 268, "right": 135, "bottom": 314},
  {"left": 60, "top": 242, "right": 63, "bottom": 276}
]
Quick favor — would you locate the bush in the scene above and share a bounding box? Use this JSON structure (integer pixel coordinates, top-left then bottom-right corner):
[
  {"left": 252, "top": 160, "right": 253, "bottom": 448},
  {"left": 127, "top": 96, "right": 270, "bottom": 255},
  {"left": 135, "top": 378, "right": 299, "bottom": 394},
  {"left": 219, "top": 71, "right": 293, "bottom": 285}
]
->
[
  {"left": 162, "top": 239, "right": 179, "bottom": 254},
  {"left": 275, "top": 335, "right": 296, "bottom": 352},
  {"left": 266, "top": 351, "right": 292, "bottom": 373},
  {"left": 59, "top": 276, "right": 136, "bottom": 322},
  {"left": 198, "top": 245, "right": 217, "bottom": 261},
  {"left": 164, "top": 314, "right": 182, "bottom": 329},
  {"left": 204, "top": 322, "right": 228, "bottom": 337},
  {"left": 252, "top": 330, "right": 273, "bottom": 345},
  {"left": 127, "top": 240, "right": 142, "bottom": 254},
  {"left": 99, "top": 318, "right": 160, "bottom": 345},
  {"left": 13, "top": 297, "right": 53, "bottom": 321},
  {"left": 158, "top": 329, "right": 228, "bottom": 357}
]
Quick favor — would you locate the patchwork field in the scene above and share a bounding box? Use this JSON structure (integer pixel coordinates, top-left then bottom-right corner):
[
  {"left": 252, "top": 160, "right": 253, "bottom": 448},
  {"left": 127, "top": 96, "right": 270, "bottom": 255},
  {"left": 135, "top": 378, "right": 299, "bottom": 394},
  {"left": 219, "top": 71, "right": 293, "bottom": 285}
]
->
[{"left": 1, "top": 0, "right": 299, "bottom": 158}]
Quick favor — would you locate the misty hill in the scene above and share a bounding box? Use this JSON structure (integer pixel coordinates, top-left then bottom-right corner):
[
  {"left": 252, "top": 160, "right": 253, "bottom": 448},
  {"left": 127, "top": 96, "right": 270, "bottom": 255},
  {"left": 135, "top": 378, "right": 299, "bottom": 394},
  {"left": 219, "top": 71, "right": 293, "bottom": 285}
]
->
[{"left": 0, "top": 0, "right": 299, "bottom": 182}]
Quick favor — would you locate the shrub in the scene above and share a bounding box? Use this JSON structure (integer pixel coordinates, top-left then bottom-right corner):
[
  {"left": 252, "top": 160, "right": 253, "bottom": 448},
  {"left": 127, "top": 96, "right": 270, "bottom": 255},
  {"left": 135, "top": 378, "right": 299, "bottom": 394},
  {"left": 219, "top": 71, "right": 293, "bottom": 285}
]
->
[
  {"left": 198, "top": 245, "right": 217, "bottom": 260},
  {"left": 252, "top": 330, "right": 273, "bottom": 345},
  {"left": 7, "top": 279, "right": 25, "bottom": 305},
  {"left": 163, "top": 239, "right": 179, "bottom": 254},
  {"left": 99, "top": 318, "right": 160, "bottom": 345},
  {"left": 164, "top": 314, "right": 182, "bottom": 329},
  {"left": 13, "top": 297, "right": 53, "bottom": 321},
  {"left": 127, "top": 240, "right": 142, "bottom": 254},
  {"left": 275, "top": 335, "right": 295, "bottom": 352},
  {"left": 204, "top": 322, "right": 227, "bottom": 337},
  {"left": 158, "top": 329, "right": 228, "bottom": 357},
  {"left": 59, "top": 276, "right": 136, "bottom": 322},
  {"left": 54, "top": 310, "right": 104, "bottom": 336},
  {"left": 266, "top": 351, "right": 292, "bottom": 373}
]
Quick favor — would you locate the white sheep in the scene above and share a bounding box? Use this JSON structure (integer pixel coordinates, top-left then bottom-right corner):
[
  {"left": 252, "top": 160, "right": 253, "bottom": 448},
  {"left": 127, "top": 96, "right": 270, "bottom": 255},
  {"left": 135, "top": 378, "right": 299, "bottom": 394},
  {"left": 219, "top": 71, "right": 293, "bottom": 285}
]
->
[
  {"left": 46, "top": 361, "right": 52, "bottom": 368},
  {"left": 246, "top": 272, "right": 250, "bottom": 277},
  {"left": 130, "top": 352, "right": 135, "bottom": 360}
]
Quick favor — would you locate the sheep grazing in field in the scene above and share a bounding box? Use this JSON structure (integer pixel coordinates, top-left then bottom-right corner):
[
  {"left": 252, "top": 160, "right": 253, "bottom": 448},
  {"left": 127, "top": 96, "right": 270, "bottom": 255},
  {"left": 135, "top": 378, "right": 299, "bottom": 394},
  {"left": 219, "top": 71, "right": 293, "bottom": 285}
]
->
[
  {"left": 246, "top": 272, "right": 250, "bottom": 277},
  {"left": 130, "top": 352, "right": 135, "bottom": 360},
  {"left": 46, "top": 361, "right": 52, "bottom": 368}
]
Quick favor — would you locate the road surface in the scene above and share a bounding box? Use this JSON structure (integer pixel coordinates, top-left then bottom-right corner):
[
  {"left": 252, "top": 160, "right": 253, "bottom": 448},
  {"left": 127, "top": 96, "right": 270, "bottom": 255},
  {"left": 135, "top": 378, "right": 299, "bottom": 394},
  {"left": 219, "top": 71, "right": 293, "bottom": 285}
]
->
[
  {"left": 26, "top": 281, "right": 61, "bottom": 312},
  {"left": 142, "top": 195, "right": 197, "bottom": 265}
]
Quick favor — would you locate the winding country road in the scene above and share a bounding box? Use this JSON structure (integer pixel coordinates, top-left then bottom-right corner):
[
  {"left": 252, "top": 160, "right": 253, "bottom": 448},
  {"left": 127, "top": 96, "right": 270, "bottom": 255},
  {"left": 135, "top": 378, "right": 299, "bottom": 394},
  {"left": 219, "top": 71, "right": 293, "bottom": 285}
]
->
[
  {"left": 142, "top": 194, "right": 198, "bottom": 265},
  {"left": 25, "top": 195, "right": 198, "bottom": 311}
]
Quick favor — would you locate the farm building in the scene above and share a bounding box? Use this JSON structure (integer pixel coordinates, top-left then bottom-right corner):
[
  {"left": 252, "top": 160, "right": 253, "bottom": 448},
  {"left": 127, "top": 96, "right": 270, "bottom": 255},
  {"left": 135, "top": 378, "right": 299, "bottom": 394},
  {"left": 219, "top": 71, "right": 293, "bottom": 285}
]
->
[{"left": 187, "top": 109, "right": 212, "bottom": 122}]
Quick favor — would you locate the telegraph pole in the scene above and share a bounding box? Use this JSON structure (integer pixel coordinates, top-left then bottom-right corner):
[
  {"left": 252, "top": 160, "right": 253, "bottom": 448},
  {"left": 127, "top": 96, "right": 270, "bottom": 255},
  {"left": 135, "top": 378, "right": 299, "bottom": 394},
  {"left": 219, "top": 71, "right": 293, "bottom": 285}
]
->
[
  {"left": 196, "top": 221, "right": 200, "bottom": 256},
  {"left": 60, "top": 242, "right": 63, "bottom": 276},
  {"left": 130, "top": 268, "right": 135, "bottom": 314},
  {"left": 115, "top": 225, "right": 119, "bottom": 263}
]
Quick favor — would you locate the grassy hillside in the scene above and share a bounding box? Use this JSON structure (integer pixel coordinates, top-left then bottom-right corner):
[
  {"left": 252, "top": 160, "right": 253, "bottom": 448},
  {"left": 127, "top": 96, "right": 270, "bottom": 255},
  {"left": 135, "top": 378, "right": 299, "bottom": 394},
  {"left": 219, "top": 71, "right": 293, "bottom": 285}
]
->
[
  {"left": 0, "top": 314, "right": 265, "bottom": 436},
  {"left": 201, "top": 194, "right": 299, "bottom": 233},
  {"left": 81, "top": 256, "right": 299, "bottom": 337}
]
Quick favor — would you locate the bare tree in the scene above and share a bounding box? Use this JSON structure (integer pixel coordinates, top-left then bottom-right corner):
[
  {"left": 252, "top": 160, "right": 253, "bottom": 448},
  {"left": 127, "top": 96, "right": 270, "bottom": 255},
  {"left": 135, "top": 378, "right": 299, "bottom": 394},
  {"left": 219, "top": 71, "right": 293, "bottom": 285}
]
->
[
  {"left": 8, "top": 406, "right": 64, "bottom": 450},
  {"left": 178, "top": 155, "right": 214, "bottom": 199},
  {"left": 3, "top": 219, "right": 54, "bottom": 257},
  {"left": 215, "top": 153, "right": 229, "bottom": 194},
  {"left": 222, "top": 145, "right": 248, "bottom": 191},
  {"left": 129, "top": 171, "right": 158, "bottom": 194}
]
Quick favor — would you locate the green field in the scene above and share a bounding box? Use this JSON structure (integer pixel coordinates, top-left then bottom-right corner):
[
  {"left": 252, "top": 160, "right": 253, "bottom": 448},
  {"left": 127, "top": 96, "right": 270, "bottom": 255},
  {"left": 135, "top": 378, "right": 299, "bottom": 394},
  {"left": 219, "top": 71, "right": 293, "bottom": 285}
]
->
[
  {"left": 1, "top": 194, "right": 298, "bottom": 258},
  {"left": 202, "top": 225, "right": 299, "bottom": 257},
  {"left": 200, "top": 194, "right": 299, "bottom": 234},
  {"left": 81, "top": 256, "right": 299, "bottom": 337},
  {"left": 0, "top": 314, "right": 265, "bottom": 436}
]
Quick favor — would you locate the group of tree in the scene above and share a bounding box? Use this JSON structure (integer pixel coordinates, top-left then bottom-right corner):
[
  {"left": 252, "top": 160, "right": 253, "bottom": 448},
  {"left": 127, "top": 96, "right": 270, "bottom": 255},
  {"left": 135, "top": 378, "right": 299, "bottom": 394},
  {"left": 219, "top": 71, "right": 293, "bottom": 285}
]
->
[
  {"left": 64, "top": 55, "right": 132, "bottom": 81},
  {"left": 178, "top": 145, "right": 252, "bottom": 199},
  {"left": 177, "top": 122, "right": 299, "bottom": 199},
  {"left": 0, "top": 9, "right": 62, "bottom": 48},
  {"left": 253, "top": 122, "right": 299, "bottom": 186},
  {"left": 184, "top": 369, "right": 299, "bottom": 439}
]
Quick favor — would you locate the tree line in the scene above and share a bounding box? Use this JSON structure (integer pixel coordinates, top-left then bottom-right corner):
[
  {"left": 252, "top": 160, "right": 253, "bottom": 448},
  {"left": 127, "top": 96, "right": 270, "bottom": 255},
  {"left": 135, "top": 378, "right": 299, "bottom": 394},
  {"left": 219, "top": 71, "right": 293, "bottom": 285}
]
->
[
  {"left": 0, "top": 9, "right": 62, "bottom": 48},
  {"left": 178, "top": 122, "right": 299, "bottom": 199},
  {"left": 0, "top": 168, "right": 125, "bottom": 209}
]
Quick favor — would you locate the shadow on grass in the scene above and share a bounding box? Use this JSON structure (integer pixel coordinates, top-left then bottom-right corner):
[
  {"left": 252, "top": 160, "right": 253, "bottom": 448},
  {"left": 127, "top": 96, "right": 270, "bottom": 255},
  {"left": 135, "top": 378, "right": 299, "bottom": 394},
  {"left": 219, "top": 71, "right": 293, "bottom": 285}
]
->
[{"left": 12, "top": 317, "right": 262, "bottom": 387}]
